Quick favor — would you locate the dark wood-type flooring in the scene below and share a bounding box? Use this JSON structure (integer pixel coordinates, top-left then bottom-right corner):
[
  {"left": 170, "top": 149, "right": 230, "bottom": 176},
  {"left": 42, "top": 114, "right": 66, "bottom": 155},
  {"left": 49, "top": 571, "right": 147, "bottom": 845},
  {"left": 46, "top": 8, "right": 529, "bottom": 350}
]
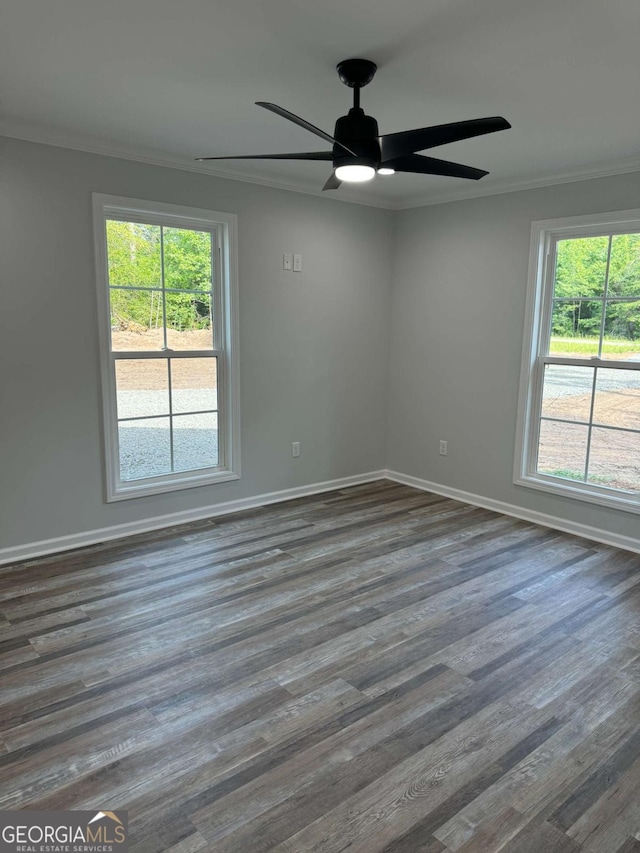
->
[{"left": 2, "top": 481, "right": 640, "bottom": 852}]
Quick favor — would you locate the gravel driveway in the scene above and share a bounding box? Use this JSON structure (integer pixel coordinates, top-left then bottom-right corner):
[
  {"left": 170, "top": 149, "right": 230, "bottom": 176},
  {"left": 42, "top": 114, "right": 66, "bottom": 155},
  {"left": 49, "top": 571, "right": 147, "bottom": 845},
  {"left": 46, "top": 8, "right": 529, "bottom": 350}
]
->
[
  {"left": 117, "top": 390, "right": 218, "bottom": 480},
  {"left": 543, "top": 364, "right": 640, "bottom": 398}
]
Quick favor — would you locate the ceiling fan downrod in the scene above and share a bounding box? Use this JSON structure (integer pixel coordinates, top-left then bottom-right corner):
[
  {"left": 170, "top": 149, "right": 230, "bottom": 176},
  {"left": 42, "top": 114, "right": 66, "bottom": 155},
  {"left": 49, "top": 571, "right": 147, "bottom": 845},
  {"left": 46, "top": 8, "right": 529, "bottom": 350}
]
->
[{"left": 336, "top": 58, "right": 378, "bottom": 111}]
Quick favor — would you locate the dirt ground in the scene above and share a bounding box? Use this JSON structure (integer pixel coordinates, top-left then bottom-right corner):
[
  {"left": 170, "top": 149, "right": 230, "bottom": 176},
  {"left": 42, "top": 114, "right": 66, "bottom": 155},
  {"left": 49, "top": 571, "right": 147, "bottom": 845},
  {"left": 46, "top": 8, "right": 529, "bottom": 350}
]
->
[
  {"left": 543, "top": 388, "right": 640, "bottom": 431},
  {"left": 112, "top": 329, "right": 216, "bottom": 390},
  {"left": 539, "top": 389, "right": 640, "bottom": 490},
  {"left": 112, "top": 327, "right": 638, "bottom": 490}
]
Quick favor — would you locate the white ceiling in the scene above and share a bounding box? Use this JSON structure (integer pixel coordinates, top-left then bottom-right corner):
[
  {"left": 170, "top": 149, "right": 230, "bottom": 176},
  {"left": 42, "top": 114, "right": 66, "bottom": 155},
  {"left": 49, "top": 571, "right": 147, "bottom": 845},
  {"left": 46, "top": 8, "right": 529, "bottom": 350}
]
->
[{"left": 1, "top": 0, "right": 639, "bottom": 208}]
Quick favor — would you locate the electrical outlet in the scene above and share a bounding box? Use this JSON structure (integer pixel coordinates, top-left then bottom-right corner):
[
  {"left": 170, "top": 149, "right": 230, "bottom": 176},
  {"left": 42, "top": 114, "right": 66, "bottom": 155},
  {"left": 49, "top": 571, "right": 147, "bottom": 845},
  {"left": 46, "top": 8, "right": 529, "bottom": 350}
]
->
[
  {"left": 283, "top": 253, "right": 292, "bottom": 271},
  {"left": 439, "top": 440, "right": 448, "bottom": 456},
  {"left": 292, "top": 441, "right": 301, "bottom": 458},
  {"left": 293, "top": 253, "right": 303, "bottom": 272}
]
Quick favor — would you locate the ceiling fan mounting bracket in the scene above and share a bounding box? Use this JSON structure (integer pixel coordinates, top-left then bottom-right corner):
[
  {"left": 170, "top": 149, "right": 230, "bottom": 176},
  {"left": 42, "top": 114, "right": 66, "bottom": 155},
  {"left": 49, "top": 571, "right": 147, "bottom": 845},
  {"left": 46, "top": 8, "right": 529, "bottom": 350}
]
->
[{"left": 336, "top": 59, "right": 377, "bottom": 89}]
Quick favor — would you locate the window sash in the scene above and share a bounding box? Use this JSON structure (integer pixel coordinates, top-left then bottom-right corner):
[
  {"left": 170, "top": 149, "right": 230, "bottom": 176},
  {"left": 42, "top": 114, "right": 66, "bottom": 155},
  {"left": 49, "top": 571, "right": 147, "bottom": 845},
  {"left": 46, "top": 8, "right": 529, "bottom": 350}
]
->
[
  {"left": 515, "top": 209, "right": 640, "bottom": 512},
  {"left": 111, "top": 352, "right": 224, "bottom": 483},
  {"left": 533, "top": 361, "right": 640, "bottom": 489},
  {"left": 542, "top": 233, "right": 640, "bottom": 361},
  {"left": 106, "top": 220, "right": 218, "bottom": 350}
]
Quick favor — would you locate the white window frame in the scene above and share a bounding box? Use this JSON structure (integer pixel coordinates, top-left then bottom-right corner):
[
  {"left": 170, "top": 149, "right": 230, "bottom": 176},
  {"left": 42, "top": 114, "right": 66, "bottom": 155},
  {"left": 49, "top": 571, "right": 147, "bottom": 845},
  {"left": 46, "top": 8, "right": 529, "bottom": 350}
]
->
[
  {"left": 514, "top": 208, "right": 640, "bottom": 515},
  {"left": 93, "top": 194, "right": 240, "bottom": 502}
]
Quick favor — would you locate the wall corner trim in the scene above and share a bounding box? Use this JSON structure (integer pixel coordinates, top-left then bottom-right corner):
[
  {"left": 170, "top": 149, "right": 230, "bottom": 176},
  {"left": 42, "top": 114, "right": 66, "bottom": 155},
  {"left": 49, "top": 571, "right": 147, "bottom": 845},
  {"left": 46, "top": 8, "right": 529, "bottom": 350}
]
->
[
  {"left": 0, "top": 471, "right": 386, "bottom": 567},
  {"left": 385, "top": 470, "right": 640, "bottom": 555}
]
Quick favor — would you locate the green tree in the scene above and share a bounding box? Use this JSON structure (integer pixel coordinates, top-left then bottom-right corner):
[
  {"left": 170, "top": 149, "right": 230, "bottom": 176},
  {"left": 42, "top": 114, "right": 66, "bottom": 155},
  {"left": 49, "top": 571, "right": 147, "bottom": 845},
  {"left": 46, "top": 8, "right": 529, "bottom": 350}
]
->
[
  {"left": 553, "top": 234, "right": 640, "bottom": 342},
  {"left": 106, "top": 221, "right": 212, "bottom": 333}
]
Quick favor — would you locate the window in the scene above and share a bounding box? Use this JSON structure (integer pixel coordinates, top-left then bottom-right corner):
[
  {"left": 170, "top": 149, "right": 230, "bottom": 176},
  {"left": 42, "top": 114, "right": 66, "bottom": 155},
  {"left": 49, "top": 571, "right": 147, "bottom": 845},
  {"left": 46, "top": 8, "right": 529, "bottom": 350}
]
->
[
  {"left": 515, "top": 209, "right": 640, "bottom": 513},
  {"left": 93, "top": 195, "right": 239, "bottom": 501}
]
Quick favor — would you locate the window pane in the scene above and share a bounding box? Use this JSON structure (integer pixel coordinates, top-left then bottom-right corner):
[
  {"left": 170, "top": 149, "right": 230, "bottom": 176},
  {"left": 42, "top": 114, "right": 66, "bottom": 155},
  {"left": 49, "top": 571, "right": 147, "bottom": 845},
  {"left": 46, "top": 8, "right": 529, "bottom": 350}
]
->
[
  {"left": 537, "top": 420, "right": 588, "bottom": 481},
  {"left": 601, "top": 300, "right": 640, "bottom": 360},
  {"left": 554, "top": 236, "right": 609, "bottom": 298},
  {"left": 173, "top": 413, "right": 219, "bottom": 472},
  {"left": 106, "top": 221, "right": 161, "bottom": 288},
  {"left": 163, "top": 227, "right": 212, "bottom": 292},
  {"left": 550, "top": 300, "right": 602, "bottom": 355},
  {"left": 587, "top": 427, "right": 640, "bottom": 492},
  {"left": 165, "top": 292, "right": 213, "bottom": 350},
  {"left": 115, "top": 359, "right": 169, "bottom": 419},
  {"left": 541, "top": 365, "right": 593, "bottom": 422},
  {"left": 110, "top": 289, "right": 165, "bottom": 351},
  {"left": 608, "top": 233, "right": 640, "bottom": 297},
  {"left": 171, "top": 358, "right": 217, "bottom": 414},
  {"left": 119, "top": 417, "right": 171, "bottom": 481},
  {"left": 593, "top": 369, "right": 640, "bottom": 431}
]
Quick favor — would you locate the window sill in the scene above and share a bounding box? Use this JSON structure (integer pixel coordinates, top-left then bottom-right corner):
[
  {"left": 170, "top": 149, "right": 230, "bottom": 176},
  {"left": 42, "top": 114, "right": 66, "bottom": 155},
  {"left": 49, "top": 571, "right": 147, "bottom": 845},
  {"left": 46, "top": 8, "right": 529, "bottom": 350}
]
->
[
  {"left": 107, "top": 469, "right": 240, "bottom": 502},
  {"left": 514, "top": 472, "right": 640, "bottom": 516}
]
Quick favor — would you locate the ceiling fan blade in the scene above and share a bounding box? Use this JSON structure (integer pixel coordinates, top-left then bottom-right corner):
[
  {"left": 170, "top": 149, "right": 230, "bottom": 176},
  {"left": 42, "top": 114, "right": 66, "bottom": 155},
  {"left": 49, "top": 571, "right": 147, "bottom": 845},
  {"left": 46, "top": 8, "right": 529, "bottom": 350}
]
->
[
  {"left": 322, "top": 172, "right": 342, "bottom": 191},
  {"left": 383, "top": 154, "right": 489, "bottom": 180},
  {"left": 196, "top": 151, "right": 333, "bottom": 161},
  {"left": 379, "top": 117, "right": 511, "bottom": 161},
  {"left": 256, "top": 102, "right": 356, "bottom": 156}
]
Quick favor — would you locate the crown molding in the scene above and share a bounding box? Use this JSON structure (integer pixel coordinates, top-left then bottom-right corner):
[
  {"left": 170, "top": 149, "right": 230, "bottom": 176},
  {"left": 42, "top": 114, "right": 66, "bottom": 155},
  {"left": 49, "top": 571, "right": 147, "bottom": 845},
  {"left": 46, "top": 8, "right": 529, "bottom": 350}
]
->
[
  {"left": 0, "top": 121, "right": 395, "bottom": 210},
  {"left": 394, "top": 157, "right": 640, "bottom": 210},
  {"left": 2, "top": 120, "right": 638, "bottom": 212}
]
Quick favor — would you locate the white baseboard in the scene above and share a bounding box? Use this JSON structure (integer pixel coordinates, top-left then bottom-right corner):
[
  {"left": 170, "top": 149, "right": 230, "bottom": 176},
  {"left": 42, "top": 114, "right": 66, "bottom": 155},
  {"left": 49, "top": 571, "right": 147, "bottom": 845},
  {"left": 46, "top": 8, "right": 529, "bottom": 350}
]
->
[
  {"left": 4, "top": 468, "right": 638, "bottom": 566},
  {"left": 385, "top": 469, "right": 640, "bottom": 555},
  {"left": 0, "top": 471, "right": 387, "bottom": 567}
]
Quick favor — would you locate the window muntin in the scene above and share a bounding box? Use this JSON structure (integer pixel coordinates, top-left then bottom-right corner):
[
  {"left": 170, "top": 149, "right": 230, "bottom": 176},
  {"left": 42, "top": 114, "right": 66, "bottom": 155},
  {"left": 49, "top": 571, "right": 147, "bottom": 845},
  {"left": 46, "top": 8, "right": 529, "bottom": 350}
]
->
[
  {"left": 516, "top": 212, "right": 640, "bottom": 512},
  {"left": 94, "top": 197, "right": 239, "bottom": 501}
]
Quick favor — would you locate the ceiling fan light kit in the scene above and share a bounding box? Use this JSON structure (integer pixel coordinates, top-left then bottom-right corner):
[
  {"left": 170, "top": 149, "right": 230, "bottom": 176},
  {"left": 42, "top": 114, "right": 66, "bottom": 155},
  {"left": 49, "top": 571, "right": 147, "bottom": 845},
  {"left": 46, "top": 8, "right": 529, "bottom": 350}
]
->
[
  {"left": 197, "top": 58, "right": 511, "bottom": 192},
  {"left": 335, "top": 164, "right": 376, "bottom": 182}
]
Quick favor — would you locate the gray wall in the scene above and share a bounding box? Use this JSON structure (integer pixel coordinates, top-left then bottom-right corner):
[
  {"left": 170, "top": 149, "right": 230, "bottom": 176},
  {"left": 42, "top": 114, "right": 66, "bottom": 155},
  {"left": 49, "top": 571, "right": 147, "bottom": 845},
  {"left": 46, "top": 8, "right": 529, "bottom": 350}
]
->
[
  {"left": 0, "top": 137, "right": 393, "bottom": 549},
  {"left": 387, "top": 171, "right": 640, "bottom": 541},
  {"left": 2, "top": 134, "right": 639, "bottom": 553}
]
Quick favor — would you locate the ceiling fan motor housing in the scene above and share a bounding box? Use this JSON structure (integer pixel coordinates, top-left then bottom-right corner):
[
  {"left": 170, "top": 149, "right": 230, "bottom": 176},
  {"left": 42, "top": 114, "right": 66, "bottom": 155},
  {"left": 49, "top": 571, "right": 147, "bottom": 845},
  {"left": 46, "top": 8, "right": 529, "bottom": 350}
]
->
[{"left": 332, "top": 108, "right": 380, "bottom": 170}]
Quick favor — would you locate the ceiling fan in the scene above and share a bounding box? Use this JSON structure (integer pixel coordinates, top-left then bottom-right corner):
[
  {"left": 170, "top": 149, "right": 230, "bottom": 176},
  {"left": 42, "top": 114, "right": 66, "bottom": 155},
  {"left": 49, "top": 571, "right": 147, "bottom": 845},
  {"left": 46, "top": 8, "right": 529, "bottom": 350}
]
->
[{"left": 196, "top": 59, "right": 511, "bottom": 192}]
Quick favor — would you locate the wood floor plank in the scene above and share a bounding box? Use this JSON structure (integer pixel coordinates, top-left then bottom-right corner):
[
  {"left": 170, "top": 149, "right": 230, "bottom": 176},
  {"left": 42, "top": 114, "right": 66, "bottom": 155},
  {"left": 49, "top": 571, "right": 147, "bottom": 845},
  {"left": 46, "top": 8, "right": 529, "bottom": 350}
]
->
[
  {"left": 0, "top": 481, "right": 638, "bottom": 852},
  {"left": 260, "top": 700, "right": 557, "bottom": 853},
  {"left": 500, "top": 819, "right": 581, "bottom": 852},
  {"left": 160, "top": 831, "right": 209, "bottom": 852},
  {"left": 570, "top": 755, "right": 640, "bottom": 851},
  {"left": 613, "top": 839, "right": 640, "bottom": 853},
  {"left": 434, "top": 671, "right": 639, "bottom": 851},
  {"left": 452, "top": 807, "right": 527, "bottom": 853}
]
